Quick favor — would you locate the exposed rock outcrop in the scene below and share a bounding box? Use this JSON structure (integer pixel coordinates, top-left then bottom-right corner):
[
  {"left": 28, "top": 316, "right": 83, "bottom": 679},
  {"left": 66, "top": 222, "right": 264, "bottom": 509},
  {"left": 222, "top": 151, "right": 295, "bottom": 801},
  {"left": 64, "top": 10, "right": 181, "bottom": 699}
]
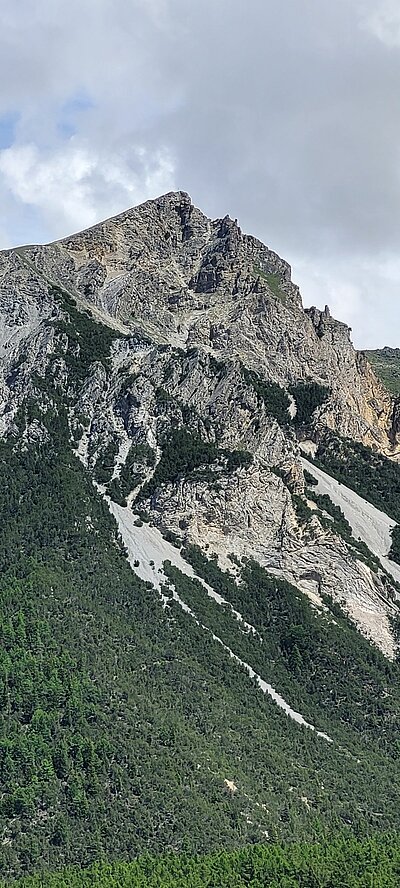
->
[
  {"left": 12, "top": 190, "right": 398, "bottom": 457},
  {"left": 0, "top": 191, "right": 398, "bottom": 657}
]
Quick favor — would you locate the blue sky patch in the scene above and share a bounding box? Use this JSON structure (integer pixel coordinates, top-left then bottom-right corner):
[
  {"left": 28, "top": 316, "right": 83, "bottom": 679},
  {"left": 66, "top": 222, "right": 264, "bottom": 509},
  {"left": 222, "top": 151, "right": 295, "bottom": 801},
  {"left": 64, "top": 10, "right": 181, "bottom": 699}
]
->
[
  {"left": 0, "top": 112, "right": 19, "bottom": 149},
  {"left": 5, "top": 203, "right": 50, "bottom": 249},
  {"left": 57, "top": 90, "right": 95, "bottom": 139}
]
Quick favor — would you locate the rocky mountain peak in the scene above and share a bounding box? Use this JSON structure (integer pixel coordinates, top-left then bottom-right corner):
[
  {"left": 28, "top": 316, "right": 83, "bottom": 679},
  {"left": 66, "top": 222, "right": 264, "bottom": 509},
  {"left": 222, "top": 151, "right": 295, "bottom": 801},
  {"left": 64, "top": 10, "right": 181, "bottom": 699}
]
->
[
  {"left": 0, "top": 192, "right": 400, "bottom": 662},
  {"left": 1, "top": 192, "right": 399, "bottom": 459}
]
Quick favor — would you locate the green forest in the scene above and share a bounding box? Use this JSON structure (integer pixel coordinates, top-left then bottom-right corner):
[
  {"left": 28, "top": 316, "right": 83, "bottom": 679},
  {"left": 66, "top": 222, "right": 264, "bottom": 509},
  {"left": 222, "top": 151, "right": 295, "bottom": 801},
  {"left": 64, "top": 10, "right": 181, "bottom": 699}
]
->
[
  {"left": 3, "top": 834, "right": 400, "bottom": 887},
  {"left": 240, "top": 367, "right": 329, "bottom": 428},
  {"left": 3, "top": 398, "right": 400, "bottom": 877},
  {"left": 1, "top": 280, "right": 400, "bottom": 882},
  {"left": 364, "top": 348, "right": 400, "bottom": 395},
  {"left": 0, "top": 388, "right": 400, "bottom": 877},
  {"left": 288, "top": 382, "right": 329, "bottom": 426},
  {"left": 315, "top": 430, "right": 400, "bottom": 523},
  {"left": 179, "top": 546, "right": 400, "bottom": 745},
  {"left": 314, "top": 430, "right": 400, "bottom": 561},
  {"left": 140, "top": 427, "right": 252, "bottom": 499}
]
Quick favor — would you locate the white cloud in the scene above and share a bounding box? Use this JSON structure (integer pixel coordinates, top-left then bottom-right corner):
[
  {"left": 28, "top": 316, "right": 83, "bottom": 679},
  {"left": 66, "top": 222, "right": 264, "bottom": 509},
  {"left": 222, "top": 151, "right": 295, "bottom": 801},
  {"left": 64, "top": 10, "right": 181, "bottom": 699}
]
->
[
  {"left": 0, "top": 140, "right": 175, "bottom": 238},
  {"left": 0, "top": 0, "right": 400, "bottom": 346},
  {"left": 294, "top": 253, "right": 400, "bottom": 349},
  {"left": 295, "top": 262, "right": 363, "bottom": 331},
  {"left": 363, "top": 0, "right": 400, "bottom": 46}
]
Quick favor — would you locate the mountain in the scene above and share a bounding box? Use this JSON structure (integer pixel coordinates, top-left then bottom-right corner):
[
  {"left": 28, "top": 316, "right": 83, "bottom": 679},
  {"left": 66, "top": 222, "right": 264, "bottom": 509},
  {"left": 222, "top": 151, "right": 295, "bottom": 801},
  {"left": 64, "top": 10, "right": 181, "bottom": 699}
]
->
[
  {"left": 9, "top": 191, "right": 399, "bottom": 453},
  {"left": 1, "top": 191, "right": 400, "bottom": 880},
  {"left": 363, "top": 347, "right": 400, "bottom": 396}
]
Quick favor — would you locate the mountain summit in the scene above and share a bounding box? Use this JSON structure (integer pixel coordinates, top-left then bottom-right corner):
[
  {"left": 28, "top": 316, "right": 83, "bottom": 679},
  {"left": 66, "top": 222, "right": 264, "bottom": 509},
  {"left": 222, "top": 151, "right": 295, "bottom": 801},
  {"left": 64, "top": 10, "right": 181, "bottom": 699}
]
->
[
  {"left": 8, "top": 191, "right": 398, "bottom": 454},
  {"left": 1, "top": 193, "right": 400, "bottom": 876},
  {"left": 2, "top": 192, "right": 400, "bottom": 649}
]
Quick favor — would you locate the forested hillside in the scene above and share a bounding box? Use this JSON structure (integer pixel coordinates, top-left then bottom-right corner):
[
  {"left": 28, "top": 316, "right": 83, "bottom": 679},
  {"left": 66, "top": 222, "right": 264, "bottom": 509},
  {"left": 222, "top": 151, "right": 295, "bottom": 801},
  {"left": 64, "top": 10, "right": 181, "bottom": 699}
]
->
[
  {"left": 314, "top": 430, "right": 400, "bottom": 562},
  {"left": 364, "top": 347, "right": 400, "bottom": 394},
  {"left": 1, "top": 194, "right": 400, "bottom": 881},
  {"left": 3, "top": 835, "right": 400, "bottom": 888},
  {"left": 2, "top": 400, "right": 400, "bottom": 877}
]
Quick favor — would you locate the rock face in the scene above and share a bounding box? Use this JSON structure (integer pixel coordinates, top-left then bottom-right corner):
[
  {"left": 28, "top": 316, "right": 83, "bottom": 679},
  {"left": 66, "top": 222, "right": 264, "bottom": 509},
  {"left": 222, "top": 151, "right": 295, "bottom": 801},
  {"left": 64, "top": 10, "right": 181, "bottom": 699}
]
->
[
  {"left": 0, "top": 191, "right": 399, "bottom": 657},
  {"left": 13, "top": 190, "right": 398, "bottom": 455}
]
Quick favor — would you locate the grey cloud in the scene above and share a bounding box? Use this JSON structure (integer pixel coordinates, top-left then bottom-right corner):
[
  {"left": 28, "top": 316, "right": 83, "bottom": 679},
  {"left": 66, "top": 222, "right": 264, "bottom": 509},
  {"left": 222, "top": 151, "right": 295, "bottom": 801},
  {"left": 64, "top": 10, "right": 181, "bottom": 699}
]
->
[{"left": 1, "top": 0, "right": 400, "bottom": 346}]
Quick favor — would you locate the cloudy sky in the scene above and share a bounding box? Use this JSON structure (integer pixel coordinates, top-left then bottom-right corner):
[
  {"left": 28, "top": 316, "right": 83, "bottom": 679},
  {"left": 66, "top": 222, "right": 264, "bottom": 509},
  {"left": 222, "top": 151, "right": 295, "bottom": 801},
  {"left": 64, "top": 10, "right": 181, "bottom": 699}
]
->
[{"left": 1, "top": 0, "right": 400, "bottom": 347}]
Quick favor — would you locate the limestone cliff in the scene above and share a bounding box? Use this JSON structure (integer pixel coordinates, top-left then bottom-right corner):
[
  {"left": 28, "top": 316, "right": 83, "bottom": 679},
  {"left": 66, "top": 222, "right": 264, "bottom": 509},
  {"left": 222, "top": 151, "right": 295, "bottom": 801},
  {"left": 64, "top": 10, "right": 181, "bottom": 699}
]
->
[
  {"left": 0, "top": 191, "right": 399, "bottom": 657},
  {"left": 14, "top": 190, "right": 398, "bottom": 457}
]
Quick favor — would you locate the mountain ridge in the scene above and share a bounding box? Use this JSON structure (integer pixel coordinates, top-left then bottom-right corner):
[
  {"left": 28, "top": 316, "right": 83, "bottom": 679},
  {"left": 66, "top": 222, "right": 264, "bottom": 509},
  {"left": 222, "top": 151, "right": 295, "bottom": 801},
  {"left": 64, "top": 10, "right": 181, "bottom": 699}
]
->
[
  {"left": 0, "top": 194, "right": 399, "bottom": 655},
  {"left": 7, "top": 190, "right": 399, "bottom": 457}
]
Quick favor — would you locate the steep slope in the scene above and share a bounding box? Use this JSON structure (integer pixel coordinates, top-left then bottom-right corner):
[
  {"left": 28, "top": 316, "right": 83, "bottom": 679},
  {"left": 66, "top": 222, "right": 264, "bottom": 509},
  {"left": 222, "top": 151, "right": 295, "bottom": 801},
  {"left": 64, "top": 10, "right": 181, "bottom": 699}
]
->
[
  {"left": 300, "top": 455, "right": 400, "bottom": 585},
  {"left": 1, "top": 195, "right": 399, "bottom": 654},
  {"left": 10, "top": 191, "right": 399, "bottom": 455},
  {"left": 3, "top": 405, "right": 400, "bottom": 878},
  {"left": 363, "top": 346, "right": 400, "bottom": 396},
  {"left": 1, "top": 195, "right": 400, "bottom": 877}
]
